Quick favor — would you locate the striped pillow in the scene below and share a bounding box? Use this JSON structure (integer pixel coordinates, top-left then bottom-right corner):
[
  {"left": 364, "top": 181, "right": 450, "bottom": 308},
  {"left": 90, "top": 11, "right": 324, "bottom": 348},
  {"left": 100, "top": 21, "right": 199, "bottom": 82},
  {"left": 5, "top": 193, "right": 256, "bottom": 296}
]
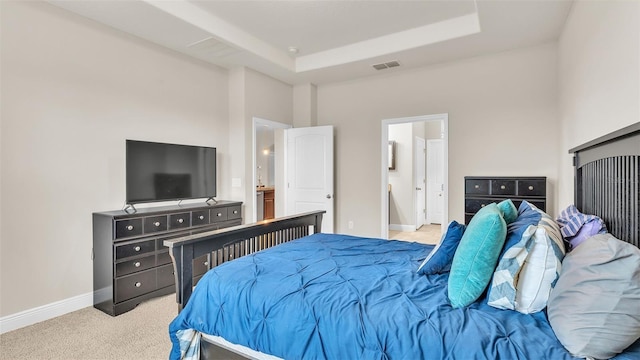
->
[{"left": 514, "top": 202, "right": 565, "bottom": 313}]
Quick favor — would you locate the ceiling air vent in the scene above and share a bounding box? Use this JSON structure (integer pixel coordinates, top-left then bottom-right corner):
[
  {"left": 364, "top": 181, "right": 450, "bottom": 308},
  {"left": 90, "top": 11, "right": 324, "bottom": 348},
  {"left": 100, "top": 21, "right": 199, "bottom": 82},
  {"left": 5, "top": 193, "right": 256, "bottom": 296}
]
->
[{"left": 372, "top": 60, "right": 400, "bottom": 70}]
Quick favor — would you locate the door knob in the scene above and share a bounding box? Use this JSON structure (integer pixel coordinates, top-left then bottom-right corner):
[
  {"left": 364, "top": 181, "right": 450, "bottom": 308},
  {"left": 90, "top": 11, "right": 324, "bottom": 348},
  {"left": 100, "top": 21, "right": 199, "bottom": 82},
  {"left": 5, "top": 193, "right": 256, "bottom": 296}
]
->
[
  {"left": 416, "top": 187, "right": 422, "bottom": 191},
  {"left": 326, "top": 194, "right": 332, "bottom": 199}
]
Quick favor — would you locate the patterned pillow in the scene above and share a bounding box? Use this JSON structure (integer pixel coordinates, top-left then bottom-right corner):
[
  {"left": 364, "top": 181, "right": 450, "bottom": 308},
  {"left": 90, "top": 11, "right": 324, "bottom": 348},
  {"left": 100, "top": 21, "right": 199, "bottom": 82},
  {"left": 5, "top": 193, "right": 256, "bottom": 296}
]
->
[
  {"left": 448, "top": 203, "right": 507, "bottom": 308},
  {"left": 487, "top": 225, "right": 536, "bottom": 310},
  {"left": 514, "top": 202, "right": 565, "bottom": 313},
  {"left": 417, "top": 221, "right": 466, "bottom": 275},
  {"left": 487, "top": 201, "right": 542, "bottom": 310}
]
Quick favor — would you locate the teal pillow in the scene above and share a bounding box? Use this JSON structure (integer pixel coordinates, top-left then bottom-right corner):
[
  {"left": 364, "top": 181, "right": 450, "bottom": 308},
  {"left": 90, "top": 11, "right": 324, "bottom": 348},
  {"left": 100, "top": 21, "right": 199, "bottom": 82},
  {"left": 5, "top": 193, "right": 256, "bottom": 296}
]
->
[
  {"left": 448, "top": 203, "right": 508, "bottom": 308},
  {"left": 497, "top": 199, "right": 517, "bottom": 224}
]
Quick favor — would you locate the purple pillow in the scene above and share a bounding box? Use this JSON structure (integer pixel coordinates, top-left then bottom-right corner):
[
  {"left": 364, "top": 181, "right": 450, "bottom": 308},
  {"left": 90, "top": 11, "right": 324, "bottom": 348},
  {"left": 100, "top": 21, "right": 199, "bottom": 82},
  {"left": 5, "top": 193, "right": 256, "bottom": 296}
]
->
[{"left": 568, "top": 221, "right": 603, "bottom": 249}]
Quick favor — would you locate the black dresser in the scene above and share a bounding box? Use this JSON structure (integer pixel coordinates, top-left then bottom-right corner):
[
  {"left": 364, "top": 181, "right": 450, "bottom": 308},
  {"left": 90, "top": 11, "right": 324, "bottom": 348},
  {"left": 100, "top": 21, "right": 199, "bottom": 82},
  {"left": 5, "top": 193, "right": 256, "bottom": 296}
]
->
[
  {"left": 464, "top": 176, "right": 546, "bottom": 225},
  {"left": 92, "top": 201, "right": 242, "bottom": 316}
]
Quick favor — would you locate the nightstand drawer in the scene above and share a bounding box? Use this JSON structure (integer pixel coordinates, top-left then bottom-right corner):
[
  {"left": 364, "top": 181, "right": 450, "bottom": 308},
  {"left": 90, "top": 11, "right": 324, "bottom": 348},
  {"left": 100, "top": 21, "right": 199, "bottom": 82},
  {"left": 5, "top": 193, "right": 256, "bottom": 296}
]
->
[
  {"left": 115, "top": 219, "right": 143, "bottom": 239},
  {"left": 465, "top": 179, "right": 490, "bottom": 195},
  {"left": 191, "top": 210, "right": 209, "bottom": 226},
  {"left": 115, "top": 239, "right": 155, "bottom": 259},
  {"left": 116, "top": 254, "right": 156, "bottom": 277},
  {"left": 465, "top": 199, "right": 494, "bottom": 213},
  {"left": 491, "top": 180, "right": 516, "bottom": 195},
  {"left": 518, "top": 179, "right": 545, "bottom": 197},
  {"left": 115, "top": 269, "right": 156, "bottom": 303},
  {"left": 144, "top": 215, "right": 167, "bottom": 234},
  {"left": 169, "top": 213, "right": 190, "bottom": 230}
]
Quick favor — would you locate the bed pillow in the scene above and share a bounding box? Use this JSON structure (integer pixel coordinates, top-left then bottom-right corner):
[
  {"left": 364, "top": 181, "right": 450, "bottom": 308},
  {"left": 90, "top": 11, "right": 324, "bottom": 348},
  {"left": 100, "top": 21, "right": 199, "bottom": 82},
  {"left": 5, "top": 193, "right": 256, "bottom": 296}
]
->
[
  {"left": 417, "top": 221, "right": 466, "bottom": 275},
  {"left": 487, "top": 224, "right": 536, "bottom": 310},
  {"left": 448, "top": 203, "right": 507, "bottom": 308},
  {"left": 514, "top": 202, "right": 565, "bottom": 314},
  {"left": 547, "top": 234, "right": 640, "bottom": 359},
  {"left": 497, "top": 199, "right": 517, "bottom": 225},
  {"left": 486, "top": 201, "right": 541, "bottom": 310}
]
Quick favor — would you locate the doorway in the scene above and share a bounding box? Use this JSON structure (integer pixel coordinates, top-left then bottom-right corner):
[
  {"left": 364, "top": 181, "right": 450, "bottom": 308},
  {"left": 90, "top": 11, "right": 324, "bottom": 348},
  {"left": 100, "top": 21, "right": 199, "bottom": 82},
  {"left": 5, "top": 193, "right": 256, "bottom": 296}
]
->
[
  {"left": 252, "top": 117, "right": 291, "bottom": 223},
  {"left": 381, "top": 114, "right": 449, "bottom": 239}
]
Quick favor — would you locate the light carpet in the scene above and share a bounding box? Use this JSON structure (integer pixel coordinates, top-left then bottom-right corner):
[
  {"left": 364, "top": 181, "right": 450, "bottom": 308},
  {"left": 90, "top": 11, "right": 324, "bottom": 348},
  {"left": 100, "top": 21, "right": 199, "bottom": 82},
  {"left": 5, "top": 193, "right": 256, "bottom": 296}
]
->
[{"left": 1, "top": 294, "right": 176, "bottom": 360}]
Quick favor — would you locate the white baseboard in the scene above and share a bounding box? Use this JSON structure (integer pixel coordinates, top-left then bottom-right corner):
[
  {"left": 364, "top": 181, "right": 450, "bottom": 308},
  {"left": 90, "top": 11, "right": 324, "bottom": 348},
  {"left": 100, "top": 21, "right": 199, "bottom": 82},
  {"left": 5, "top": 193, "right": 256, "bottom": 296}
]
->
[
  {"left": 0, "top": 292, "right": 93, "bottom": 334},
  {"left": 389, "top": 224, "right": 416, "bottom": 232}
]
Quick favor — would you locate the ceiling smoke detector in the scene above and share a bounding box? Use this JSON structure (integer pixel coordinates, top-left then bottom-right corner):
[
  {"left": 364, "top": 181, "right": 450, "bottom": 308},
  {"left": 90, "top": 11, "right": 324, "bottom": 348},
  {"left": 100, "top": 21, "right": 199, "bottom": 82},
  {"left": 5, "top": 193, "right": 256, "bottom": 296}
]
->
[{"left": 372, "top": 60, "right": 401, "bottom": 70}]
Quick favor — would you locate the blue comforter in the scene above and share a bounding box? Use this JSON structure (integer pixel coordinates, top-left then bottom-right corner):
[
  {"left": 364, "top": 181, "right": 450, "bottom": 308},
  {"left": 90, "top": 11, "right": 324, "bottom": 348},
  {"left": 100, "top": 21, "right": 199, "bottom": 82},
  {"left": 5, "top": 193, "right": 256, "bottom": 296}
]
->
[{"left": 169, "top": 233, "right": 640, "bottom": 359}]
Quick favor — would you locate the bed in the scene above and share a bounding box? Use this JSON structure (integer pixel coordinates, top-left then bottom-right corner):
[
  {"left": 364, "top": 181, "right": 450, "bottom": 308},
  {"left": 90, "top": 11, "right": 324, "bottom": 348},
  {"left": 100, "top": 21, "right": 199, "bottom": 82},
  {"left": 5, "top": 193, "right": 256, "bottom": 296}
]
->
[{"left": 166, "top": 123, "right": 640, "bottom": 360}]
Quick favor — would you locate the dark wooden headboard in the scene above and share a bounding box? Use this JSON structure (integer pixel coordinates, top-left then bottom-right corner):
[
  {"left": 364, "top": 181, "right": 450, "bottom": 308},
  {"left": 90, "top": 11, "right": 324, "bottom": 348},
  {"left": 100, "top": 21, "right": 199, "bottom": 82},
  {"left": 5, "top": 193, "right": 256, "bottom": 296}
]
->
[{"left": 569, "top": 122, "right": 640, "bottom": 247}]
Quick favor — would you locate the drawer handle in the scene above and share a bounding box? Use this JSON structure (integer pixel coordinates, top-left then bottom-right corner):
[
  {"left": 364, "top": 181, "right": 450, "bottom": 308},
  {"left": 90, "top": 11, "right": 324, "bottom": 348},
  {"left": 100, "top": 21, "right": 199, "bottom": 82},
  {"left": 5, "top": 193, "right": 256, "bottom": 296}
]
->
[
  {"left": 481, "top": 204, "right": 486, "bottom": 208},
  {"left": 126, "top": 225, "right": 134, "bottom": 231},
  {"left": 500, "top": 185, "right": 506, "bottom": 190},
  {"left": 233, "top": 210, "right": 238, "bottom": 214},
  {"left": 177, "top": 218, "right": 184, "bottom": 224},
  {"left": 474, "top": 185, "right": 479, "bottom": 189},
  {"left": 199, "top": 215, "right": 204, "bottom": 220},
  {"left": 217, "top": 213, "right": 222, "bottom": 217},
  {"left": 153, "top": 221, "right": 160, "bottom": 227},
  {"left": 135, "top": 282, "right": 142, "bottom": 288},
  {"left": 134, "top": 262, "right": 141, "bottom": 268},
  {"left": 134, "top": 246, "right": 141, "bottom": 252},
  {"left": 528, "top": 185, "right": 534, "bottom": 191},
  {"left": 204, "top": 261, "right": 209, "bottom": 266}
]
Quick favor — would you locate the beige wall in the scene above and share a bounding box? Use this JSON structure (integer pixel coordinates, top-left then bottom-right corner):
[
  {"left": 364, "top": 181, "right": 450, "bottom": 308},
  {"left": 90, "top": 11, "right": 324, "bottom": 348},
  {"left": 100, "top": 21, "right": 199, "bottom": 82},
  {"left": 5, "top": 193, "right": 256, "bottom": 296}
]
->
[
  {"left": 318, "top": 43, "right": 559, "bottom": 237},
  {"left": 0, "top": 1, "right": 230, "bottom": 316},
  {"left": 557, "top": 0, "right": 639, "bottom": 211}
]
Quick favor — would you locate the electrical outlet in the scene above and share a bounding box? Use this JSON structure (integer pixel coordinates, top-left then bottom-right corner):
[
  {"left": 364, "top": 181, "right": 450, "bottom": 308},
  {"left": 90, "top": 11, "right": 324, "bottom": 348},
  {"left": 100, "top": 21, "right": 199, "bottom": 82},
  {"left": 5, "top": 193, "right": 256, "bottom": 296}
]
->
[{"left": 348, "top": 220, "right": 354, "bottom": 229}]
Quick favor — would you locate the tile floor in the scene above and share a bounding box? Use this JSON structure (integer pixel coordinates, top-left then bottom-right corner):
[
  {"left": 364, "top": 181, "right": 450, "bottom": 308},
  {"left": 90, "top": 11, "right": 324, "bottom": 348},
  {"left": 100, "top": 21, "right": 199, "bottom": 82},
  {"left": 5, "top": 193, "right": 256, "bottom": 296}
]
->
[{"left": 389, "top": 224, "right": 442, "bottom": 245}]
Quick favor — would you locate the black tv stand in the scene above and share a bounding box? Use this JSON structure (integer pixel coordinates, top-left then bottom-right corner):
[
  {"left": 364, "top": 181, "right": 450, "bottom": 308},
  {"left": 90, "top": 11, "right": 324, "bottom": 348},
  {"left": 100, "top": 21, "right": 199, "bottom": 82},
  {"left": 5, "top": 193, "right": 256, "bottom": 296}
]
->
[
  {"left": 92, "top": 200, "right": 242, "bottom": 316},
  {"left": 206, "top": 197, "right": 218, "bottom": 205}
]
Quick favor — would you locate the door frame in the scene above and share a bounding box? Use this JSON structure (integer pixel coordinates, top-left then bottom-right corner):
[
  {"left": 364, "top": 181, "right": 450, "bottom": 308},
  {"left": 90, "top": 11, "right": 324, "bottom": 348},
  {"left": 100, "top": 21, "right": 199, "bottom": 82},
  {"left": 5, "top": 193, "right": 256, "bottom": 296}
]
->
[
  {"left": 381, "top": 113, "right": 449, "bottom": 238},
  {"left": 414, "top": 136, "right": 426, "bottom": 230},
  {"left": 252, "top": 117, "right": 291, "bottom": 223},
  {"left": 426, "top": 138, "right": 444, "bottom": 225}
]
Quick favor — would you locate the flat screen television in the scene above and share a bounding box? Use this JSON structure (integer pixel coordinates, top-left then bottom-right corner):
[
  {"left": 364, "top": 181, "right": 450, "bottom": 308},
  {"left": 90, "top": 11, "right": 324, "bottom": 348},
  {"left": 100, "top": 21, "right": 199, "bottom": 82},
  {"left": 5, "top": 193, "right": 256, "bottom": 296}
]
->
[{"left": 126, "top": 140, "right": 216, "bottom": 204}]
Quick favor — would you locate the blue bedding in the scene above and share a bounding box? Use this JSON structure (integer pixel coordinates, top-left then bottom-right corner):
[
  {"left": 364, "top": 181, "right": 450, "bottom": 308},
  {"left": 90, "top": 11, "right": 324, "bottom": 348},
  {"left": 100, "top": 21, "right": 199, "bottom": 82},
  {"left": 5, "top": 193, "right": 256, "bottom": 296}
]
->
[{"left": 169, "top": 233, "right": 640, "bottom": 359}]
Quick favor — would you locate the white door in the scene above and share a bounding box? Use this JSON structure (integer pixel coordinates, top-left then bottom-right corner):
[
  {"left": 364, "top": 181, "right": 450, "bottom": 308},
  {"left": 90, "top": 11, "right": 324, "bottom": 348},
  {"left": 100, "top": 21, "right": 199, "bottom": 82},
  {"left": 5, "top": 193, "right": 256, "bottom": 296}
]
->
[
  {"left": 415, "top": 137, "right": 426, "bottom": 230},
  {"left": 426, "top": 139, "right": 444, "bottom": 224},
  {"left": 285, "top": 126, "right": 334, "bottom": 233}
]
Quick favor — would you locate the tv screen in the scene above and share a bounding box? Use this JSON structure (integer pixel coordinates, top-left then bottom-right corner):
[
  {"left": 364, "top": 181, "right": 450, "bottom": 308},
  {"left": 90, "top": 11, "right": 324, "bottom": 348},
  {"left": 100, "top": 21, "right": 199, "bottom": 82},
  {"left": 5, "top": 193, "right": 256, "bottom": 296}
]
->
[{"left": 126, "top": 140, "right": 216, "bottom": 204}]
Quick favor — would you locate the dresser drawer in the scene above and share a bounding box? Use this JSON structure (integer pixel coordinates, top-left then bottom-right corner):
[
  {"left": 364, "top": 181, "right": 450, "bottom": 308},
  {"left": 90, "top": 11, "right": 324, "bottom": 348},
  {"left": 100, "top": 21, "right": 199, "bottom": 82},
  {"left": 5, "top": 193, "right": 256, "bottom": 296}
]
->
[
  {"left": 156, "top": 264, "right": 175, "bottom": 289},
  {"left": 115, "top": 254, "right": 156, "bottom": 277},
  {"left": 491, "top": 180, "right": 516, "bottom": 195},
  {"left": 115, "top": 219, "right": 143, "bottom": 239},
  {"left": 157, "top": 250, "right": 172, "bottom": 266},
  {"left": 193, "top": 254, "right": 210, "bottom": 277},
  {"left": 227, "top": 206, "right": 241, "bottom": 220},
  {"left": 465, "top": 199, "right": 494, "bottom": 213},
  {"left": 191, "top": 210, "right": 210, "bottom": 226},
  {"left": 211, "top": 208, "right": 228, "bottom": 222},
  {"left": 115, "top": 239, "right": 155, "bottom": 259},
  {"left": 144, "top": 215, "right": 167, "bottom": 234},
  {"left": 465, "top": 179, "right": 490, "bottom": 195},
  {"left": 517, "top": 179, "right": 546, "bottom": 197},
  {"left": 169, "top": 213, "right": 190, "bottom": 230},
  {"left": 115, "top": 269, "right": 156, "bottom": 303}
]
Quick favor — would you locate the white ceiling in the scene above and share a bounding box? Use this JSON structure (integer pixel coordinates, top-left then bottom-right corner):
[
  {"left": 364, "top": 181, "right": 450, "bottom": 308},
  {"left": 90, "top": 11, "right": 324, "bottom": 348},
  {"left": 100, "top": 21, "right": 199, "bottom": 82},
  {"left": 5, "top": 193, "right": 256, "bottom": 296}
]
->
[{"left": 48, "top": 0, "right": 574, "bottom": 85}]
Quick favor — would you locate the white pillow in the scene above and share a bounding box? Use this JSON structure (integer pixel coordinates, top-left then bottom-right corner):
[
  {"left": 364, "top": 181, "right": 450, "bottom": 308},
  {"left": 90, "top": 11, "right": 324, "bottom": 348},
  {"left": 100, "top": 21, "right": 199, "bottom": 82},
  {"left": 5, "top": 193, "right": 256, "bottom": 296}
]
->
[{"left": 514, "top": 207, "right": 565, "bottom": 313}]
